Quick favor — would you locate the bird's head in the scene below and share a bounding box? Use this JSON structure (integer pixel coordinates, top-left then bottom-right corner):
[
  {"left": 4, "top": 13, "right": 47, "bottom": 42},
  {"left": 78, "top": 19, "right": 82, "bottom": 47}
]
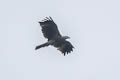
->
[{"left": 62, "top": 36, "right": 70, "bottom": 39}]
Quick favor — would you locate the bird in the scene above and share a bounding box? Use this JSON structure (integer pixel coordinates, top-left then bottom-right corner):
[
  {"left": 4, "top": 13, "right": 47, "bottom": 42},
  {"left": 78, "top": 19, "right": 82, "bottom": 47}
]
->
[{"left": 35, "top": 16, "right": 74, "bottom": 56}]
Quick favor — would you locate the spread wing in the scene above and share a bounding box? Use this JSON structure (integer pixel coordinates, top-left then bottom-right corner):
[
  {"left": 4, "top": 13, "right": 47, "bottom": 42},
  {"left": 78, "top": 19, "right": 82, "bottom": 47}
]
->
[
  {"left": 57, "top": 41, "right": 74, "bottom": 56},
  {"left": 39, "top": 17, "right": 61, "bottom": 41}
]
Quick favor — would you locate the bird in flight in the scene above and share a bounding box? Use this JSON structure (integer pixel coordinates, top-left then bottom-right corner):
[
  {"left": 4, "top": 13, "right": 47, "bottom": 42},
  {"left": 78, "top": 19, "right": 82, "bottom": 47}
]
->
[{"left": 35, "top": 17, "right": 74, "bottom": 56}]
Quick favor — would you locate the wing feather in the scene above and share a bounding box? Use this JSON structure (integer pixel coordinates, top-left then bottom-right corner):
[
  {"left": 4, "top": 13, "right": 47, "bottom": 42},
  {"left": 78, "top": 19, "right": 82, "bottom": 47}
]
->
[{"left": 39, "top": 17, "right": 61, "bottom": 40}]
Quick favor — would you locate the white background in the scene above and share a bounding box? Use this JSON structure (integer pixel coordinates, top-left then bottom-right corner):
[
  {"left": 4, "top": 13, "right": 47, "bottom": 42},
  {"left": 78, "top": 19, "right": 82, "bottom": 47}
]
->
[{"left": 1, "top": 0, "right": 120, "bottom": 80}]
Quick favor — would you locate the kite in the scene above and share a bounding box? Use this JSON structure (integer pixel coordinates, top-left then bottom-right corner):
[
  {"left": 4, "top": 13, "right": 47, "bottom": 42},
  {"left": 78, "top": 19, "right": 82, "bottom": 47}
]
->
[{"left": 35, "top": 17, "right": 74, "bottom": 56}]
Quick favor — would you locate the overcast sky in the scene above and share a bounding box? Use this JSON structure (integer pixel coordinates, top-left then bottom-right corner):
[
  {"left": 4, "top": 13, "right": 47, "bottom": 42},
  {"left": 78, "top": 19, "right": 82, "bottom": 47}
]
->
[{"left": 1, "top": 0, "right": 120, "bottom": 80}]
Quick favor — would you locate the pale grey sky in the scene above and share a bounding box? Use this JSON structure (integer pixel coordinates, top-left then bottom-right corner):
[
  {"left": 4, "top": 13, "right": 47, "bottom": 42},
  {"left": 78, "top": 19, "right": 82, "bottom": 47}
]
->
[{"left": 1, "top": 0, "right": 120, "bottom": 80}]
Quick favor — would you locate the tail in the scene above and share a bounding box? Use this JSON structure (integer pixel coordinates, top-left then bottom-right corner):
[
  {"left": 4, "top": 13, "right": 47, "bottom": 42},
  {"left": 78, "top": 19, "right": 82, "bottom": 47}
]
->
[{"left": 35, "top": 42, "right": 50, "bottom": 50}]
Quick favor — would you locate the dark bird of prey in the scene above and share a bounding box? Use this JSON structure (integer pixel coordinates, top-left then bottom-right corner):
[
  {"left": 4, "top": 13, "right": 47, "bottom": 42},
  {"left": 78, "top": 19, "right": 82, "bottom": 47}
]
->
[{"left": 35, "top": 17, "right": 74, "bottom": 56}]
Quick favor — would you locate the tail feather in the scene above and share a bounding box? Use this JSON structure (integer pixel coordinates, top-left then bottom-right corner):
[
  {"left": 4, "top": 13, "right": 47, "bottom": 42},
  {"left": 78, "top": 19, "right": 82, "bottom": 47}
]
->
[{"left": 35, "top": 43, "right": 49, "bottom": 50}]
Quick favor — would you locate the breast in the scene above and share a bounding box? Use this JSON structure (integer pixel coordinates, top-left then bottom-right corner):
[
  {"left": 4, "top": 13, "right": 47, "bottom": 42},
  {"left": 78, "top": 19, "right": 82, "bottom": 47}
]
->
[{"left": 52, "top": 37, "right": 66, "bottom": 47}]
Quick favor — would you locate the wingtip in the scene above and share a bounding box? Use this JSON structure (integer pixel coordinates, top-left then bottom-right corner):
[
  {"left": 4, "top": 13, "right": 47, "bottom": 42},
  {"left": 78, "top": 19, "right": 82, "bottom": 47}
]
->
[
  {"left": 35, "top": 46, "right": 38, "bottom": 50},
  {"left": 49, "top": 16, "right": 53, "bottom": 21},
  {"left": 38, "top": 21, "right": 44, "bottom": 25},
  {"left": 38, "top": 21, "right": 41, "bottom": 23}
]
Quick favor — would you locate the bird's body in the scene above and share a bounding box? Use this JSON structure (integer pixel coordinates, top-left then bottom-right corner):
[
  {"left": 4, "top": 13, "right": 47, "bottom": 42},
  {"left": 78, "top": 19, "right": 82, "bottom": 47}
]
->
[{"left": 35, "top": 17, "right": 74, "bottom": 56}]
